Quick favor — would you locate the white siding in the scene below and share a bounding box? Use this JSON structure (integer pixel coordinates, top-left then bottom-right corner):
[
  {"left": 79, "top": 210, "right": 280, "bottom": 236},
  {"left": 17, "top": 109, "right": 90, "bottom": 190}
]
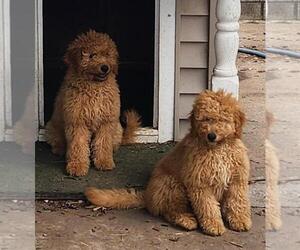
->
[{"left": 175, "top": 0, "right": 211, "bottom": 140}]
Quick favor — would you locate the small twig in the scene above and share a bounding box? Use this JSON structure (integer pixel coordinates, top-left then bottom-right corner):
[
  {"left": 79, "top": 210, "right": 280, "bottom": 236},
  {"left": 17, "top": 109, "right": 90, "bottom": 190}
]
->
[
  {"left": 152, "top": 227, "right": 160, "bottom": 232},
  {"left": 93, "top": 206, "right": 106, "bottom": 212},
  {"left": 225, "top": 240, "right": 244, "bottom": 248},
  {"left": 247, "top": 119, "right": 258, "bottom": 123},
  {"left": 169, "top": 237, "right": 179, "bottom": 242},
  {"left": 80, "top": 242, "right": 89, "bottom": 247},
  {"left": 249, "top": 177, "right": 266, "bottom": 184}
]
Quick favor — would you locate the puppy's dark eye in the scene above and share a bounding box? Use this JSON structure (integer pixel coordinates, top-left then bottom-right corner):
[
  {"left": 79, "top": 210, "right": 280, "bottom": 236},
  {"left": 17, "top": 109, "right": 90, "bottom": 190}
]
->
[{"left": 89, "top": 53, "right": 97, "bottom": 59}]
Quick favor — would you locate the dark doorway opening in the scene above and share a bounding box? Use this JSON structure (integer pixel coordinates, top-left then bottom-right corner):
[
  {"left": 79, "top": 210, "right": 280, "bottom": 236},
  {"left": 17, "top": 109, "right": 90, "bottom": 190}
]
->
[{"left": 43, "top": 0, "right": 155, "bottom": 127}]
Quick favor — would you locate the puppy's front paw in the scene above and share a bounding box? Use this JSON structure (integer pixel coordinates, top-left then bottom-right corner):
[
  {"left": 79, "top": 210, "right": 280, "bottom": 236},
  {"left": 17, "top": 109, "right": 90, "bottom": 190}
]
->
[
  {"left": 227, "top": 214, "right": 252, "bottom": 232},
  {"left": 201, "top": 218, "right": 226, "bottom": 236},
  {"left": 175, "top": 213, "right": 198, "bottom": 231},
  {"left": 66, "top": 162, "right": 89, "bottom": 176},
  {"left": 94, "top": 158, "right": 115, "bottom": 171}
]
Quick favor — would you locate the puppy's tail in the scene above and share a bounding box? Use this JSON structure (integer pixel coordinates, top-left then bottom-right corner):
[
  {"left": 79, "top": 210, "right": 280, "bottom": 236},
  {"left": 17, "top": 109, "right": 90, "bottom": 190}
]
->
[
  {"left": 121, "top": 110, "right": 141, "bottom": 144},
  {"left": 85, "top": 187, "right": 145, "bottom": 209}
]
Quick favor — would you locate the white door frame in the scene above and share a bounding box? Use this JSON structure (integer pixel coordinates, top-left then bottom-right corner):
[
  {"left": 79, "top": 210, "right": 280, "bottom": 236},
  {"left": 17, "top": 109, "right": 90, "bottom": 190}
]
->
[
  {"left": 0, "top": 0, "right": 12, "bottom": 141},
  {"left": 35, "top": 0, "right": 176, "bottom": 143},
  {"left": 157, "top": 0, "right": 176, "bottom": 142}
]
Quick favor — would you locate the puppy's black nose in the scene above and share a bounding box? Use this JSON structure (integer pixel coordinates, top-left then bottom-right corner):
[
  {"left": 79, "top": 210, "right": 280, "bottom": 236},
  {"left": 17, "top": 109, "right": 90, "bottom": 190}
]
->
[
  {"left": 100, "top": 64, "right": 109, "bottom": 74},
  {"left": 207, "top": 132, "right": 217, "bottom": 142}
]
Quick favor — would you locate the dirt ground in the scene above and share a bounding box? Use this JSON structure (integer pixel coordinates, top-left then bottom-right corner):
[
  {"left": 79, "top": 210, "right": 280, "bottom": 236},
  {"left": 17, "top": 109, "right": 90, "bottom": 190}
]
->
[{"left": 35, "top": 201, "right": 265, "bottom": 250}]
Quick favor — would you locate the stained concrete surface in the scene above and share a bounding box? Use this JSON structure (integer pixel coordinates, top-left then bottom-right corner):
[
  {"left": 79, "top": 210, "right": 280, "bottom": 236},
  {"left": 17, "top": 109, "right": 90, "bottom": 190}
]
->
[{"left": 36, "top": 143, "right": 174, "bottom": 197}]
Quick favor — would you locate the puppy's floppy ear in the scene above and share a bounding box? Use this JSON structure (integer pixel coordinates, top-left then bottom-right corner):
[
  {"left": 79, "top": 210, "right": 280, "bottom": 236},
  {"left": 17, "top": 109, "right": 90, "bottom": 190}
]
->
[
  {"left": 189, "top": 110, "right": 197, "bottom": 131},
  {"left": 63, "top": 47, "right": 80, "bottom": 66},
  {"left": 234, "top": 109, "right": 246, "bottom": 138}
]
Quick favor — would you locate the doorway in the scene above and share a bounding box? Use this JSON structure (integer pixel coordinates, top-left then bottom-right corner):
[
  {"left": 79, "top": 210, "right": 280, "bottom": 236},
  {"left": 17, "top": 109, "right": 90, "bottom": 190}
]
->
[{"left": 42, "top": 0, "right": 156, "bottom": 128}]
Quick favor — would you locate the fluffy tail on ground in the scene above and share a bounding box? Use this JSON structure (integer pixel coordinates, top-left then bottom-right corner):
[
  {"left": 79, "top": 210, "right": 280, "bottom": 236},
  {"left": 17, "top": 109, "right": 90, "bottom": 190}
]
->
[
  {"left": 85, "top": 187, "right": 145, "bottom": 209},
  {"left": 121, "top": 110, "right": 141, "bottom": 144}
]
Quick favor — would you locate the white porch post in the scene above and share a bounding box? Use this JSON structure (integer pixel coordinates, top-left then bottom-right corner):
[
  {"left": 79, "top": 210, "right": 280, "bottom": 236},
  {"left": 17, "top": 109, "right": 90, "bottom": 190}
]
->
[{"left": 211, "top": 0, "right": 241, "bottom": 98}]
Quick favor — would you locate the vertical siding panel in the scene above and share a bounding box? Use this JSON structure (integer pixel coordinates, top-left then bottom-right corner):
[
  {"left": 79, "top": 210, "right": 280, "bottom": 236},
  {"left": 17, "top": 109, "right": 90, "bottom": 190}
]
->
[
  {"left": 179, "top": 0, "right": 209, "bottom": 15},
  {"left": 180, "top": 16, "right": 208, "bottom": 42},
  {"left": 180, "top": 43, "right": 208, "bottom": 68},
  {"left": 179, "top": 119, "right": 190, "bottom": 139},
  {"left": 175, "top": 0, "right": 210, "bottom": 140},
  {"left": 178, "top": 94, "right": 198, "bottom": 119},
  {"left": 208, "top": 0, "right": 217, "bottom": 86},
  {"left": 180, "top": 68, "right": 207, "bottom": 93}
]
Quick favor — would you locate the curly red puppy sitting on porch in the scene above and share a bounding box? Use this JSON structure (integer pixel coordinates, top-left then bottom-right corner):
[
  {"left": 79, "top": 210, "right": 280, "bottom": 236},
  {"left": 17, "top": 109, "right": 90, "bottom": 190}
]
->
[
  {"left": 86, "top": 90, "right": 252, "bottom": 236},
  {"left": 46, "top": 30, "right": 140, "bottom": 176}
]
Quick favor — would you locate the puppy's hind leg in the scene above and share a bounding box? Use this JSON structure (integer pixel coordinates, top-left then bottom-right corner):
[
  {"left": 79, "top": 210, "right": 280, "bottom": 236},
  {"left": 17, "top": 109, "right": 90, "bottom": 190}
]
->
[
  {"left": 146, "top": 175, "right": 198, "bottom": 231},
  {"left": 45, "top": 95, "right": 66, "bottom": 156},
  {"left": 45, "top": 120, "right": 66, "bottom": 156}
]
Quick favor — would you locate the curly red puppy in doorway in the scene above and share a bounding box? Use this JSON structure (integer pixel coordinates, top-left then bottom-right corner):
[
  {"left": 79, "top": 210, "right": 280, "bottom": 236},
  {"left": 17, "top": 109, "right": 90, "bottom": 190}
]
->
[
  {"left": 46, "top": 30, "right": 141, "bottom": 176},
  {"left": 85, "top": 90, "right": 252, "bottom": 236}
]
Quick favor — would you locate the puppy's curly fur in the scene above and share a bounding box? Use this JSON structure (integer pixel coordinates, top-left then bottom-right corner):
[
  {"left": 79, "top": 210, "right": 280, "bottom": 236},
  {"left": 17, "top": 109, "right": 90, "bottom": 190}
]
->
[
  {"left": 46, "top": 30, "right": 141, "bottom": 176},
  {"left": 85, "top": 90, "right": 252, "bottom": 236}
]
